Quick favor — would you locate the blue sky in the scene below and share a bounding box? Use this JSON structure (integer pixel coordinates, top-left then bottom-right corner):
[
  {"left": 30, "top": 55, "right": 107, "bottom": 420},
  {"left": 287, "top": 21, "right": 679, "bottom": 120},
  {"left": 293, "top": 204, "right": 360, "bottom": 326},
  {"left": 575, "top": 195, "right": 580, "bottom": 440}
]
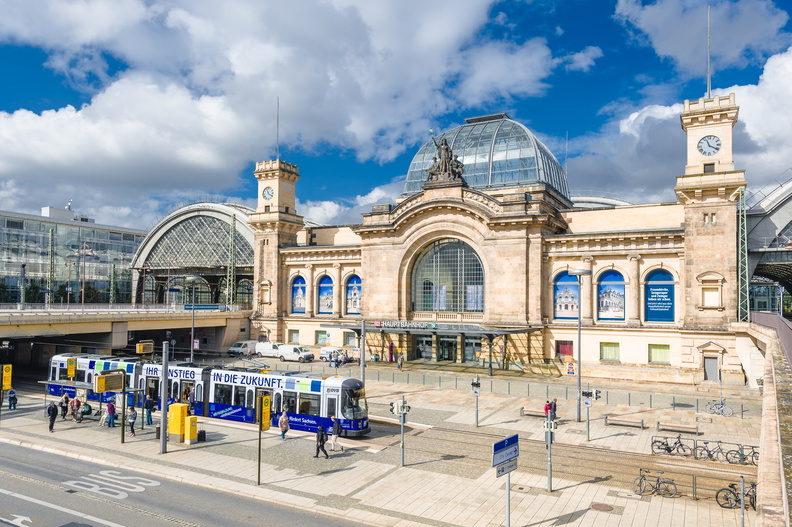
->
[{"left": 0, "top": 0, "right": 790, "bottom": 229}]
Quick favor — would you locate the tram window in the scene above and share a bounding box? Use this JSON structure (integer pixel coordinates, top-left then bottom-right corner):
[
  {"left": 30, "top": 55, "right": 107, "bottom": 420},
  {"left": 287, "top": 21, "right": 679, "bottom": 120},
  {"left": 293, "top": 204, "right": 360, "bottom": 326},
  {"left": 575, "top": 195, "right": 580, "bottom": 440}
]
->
[
  {"left": 273, "top": 393, "right": 282, "bottom": 413},
  {"left": 341, "top": 387, "right": 368, "bottom": 420},
  {"left": 283, "top": 391, "right": 297, "bottom": 413},
  {"left": 196, "top": 385, "right": 203, "bottom": 402},
  {"left": 214, "top": 384, "right": 232, "bottom": 405},
  {"left": 233, "top": 387, "right": 245, "bottom": 406},
  {"left": 50, "top": 365, "right": 56, "bottom": 380},
  {"left": 299, "top": 393, "right": 321, "bottom": 416},
  {"left": 75, "top": 370, "right": 86, "bottom": 383},
  {"left": 59, "top": 366, "right": 68, "bottom": 379},
  {"left": 246, "top": 389, "right": 254, "bottom": 408},
  {"left": 327, "top": 397, "right": 337, "bottom": 418}
]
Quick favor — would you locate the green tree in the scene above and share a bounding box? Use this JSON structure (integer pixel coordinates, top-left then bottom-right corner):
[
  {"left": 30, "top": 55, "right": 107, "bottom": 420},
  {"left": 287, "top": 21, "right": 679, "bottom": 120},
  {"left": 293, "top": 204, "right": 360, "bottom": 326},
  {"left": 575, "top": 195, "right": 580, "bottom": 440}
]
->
[
  {"left": 0, "top": 283, "right": 11, "bottom": 303},
  {"left": 24, "top": 282, "right": 45, "bottom": 303},
  {"left": 81, "top": 284, "right": 103, "bottom": 303}
]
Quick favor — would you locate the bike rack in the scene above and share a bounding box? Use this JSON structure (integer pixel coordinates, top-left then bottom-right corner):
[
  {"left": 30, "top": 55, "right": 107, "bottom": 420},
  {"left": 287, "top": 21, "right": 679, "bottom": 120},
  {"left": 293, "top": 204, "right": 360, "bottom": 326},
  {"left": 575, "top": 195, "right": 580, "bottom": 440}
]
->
[{"left": 636, "top": 467, "right": 757, "bottom": 501}]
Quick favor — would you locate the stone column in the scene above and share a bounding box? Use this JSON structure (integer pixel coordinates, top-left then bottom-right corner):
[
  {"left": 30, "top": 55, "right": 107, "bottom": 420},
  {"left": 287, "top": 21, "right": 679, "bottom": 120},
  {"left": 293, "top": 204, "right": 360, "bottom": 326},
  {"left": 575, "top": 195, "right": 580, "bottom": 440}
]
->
[
  {"left": 456, "top": 335, "right": 463, "bottom": 363},
  {"left": 527, "top": 234, "right": 544, "bottom": 325},
  {"left": 332, "top": 263, "right": 342, "bottom": 317},
  {"left": 304, "top": 264, "right": 314, "bottom": 317},
  {"left": 628, "top": 254, "right": 642, "bottom": 326},
  {"left": 580, "top": 257, "right": 594, "bottom": 323},
  {"left": 432, "top": 334, "right": 438, "bottom": 362}
]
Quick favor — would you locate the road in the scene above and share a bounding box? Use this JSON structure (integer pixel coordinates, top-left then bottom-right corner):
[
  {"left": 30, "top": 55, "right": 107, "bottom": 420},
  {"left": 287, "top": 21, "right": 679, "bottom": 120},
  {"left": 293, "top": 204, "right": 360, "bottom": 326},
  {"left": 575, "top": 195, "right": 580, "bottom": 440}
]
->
[{"left": 0, "top": 442, "right": 360, "bottom": 527}]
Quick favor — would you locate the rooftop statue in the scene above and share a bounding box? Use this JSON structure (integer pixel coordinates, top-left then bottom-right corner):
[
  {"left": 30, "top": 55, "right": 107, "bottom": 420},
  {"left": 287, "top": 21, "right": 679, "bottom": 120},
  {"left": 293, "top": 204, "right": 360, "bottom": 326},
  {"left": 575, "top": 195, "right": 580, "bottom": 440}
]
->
[{"left": 426, "top": 137, "right": 464, "bottom": 184}]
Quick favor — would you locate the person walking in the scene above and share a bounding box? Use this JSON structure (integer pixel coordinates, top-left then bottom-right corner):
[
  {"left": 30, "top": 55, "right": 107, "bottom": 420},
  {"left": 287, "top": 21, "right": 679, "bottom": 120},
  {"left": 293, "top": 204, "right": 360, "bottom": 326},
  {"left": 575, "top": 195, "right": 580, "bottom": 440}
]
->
[
  {"left": 144, "top": 395, "right": 155, "bottom": 425},
  {"left": 69, "top": 397, "right": 81, "bottom": 422},
  {"left": 278, "top": 411, "right": 289, "bottom": 440},
  {"left": 397, "top": 353, "right": 404, "bottom": 370},
  {"left": 106, "top": 400, "right": 116, "bottom": 427},
  {"left": 7, "top": 387, "right": 17, "bottom": 410},
  {"left": 543, "top": 400, "right": 551, "bottom": 418},
  {"left": 127, "top": 406, "right": 137, "bottom": 437},
  {"left": 329, "top": 416, "right": 344, "bottom": 452},
  {"left": 59, "top": 393, "right": 70, "bottom": 420},
  {"left": 314, "top": 425, "right": 329, "bottom": 459},
  {"left": 46, "top": 401, "right": 58, "bottom": 432},
  {"left": 550, "top": 398, "right": 558, "bottom": 421}
]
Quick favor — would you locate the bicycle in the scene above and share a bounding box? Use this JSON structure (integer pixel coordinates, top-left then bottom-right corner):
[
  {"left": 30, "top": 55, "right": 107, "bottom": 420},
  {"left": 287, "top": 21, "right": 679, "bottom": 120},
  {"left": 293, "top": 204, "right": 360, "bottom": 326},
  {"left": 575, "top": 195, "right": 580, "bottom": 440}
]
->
[
  {"left": 694, "top": 440, "right": 727, "bottom": 462},
  {"left": 632, "top": 469, "right": 677, "bottom": 498},
  {"left": 716, "top": 482, "right": 756, "bottom": 510},
  {"left": 651, "top": 434, "right": 692, "bottom": 457},
  {"left": 725, "top": 445, "right": 759, "bottom": 466},
  {"left": 705, "top": 399, "right": 734, "bottom": 417}
]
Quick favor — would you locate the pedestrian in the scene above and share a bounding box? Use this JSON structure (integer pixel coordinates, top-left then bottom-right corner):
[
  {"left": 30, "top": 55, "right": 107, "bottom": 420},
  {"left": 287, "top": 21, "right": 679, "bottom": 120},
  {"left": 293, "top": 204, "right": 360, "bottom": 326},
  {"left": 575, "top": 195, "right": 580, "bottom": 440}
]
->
[
  {"left": 59, "top": 393, "right": 70, "bottom": 420},
  {"left": 7, "top": 387, "right": 17, "bottom": 410},
  {"left": 314, "top": 425, "right": 329, "bottom": 459},
  {"left": 69, "top": 397, "right": 81, "bottom": 422},
  {"left": 127, "top": 406, "right": 137, "bottom": 436},
  {"left": 99, "top": 407, "right": 108, "bottom": 427},
  {"left": 397, "top": 353, "right": 404, "bottom": 370},
  {"left": 46, "top": 401, "right": 58, "bottom": 432},
  {"left": 278, "top": 411, "right": 289, "bottom": 440},
  {"left": 187, "top": 388, "right": 195, "bottom": 414},
  {"left": 329, "top": 416, "right": 344, "bottom": 452},
  {"left": 144, "top": 395, "right": 155, "bottom": 425},
  {"left": 106, "top": 400, "right": 116, "bottom": 427},
  {"left": 550, "top": 398, "right": 558, "bottom": 420},
  {"left": 544, "top": 400, "right": 551, "bottom": 417}
]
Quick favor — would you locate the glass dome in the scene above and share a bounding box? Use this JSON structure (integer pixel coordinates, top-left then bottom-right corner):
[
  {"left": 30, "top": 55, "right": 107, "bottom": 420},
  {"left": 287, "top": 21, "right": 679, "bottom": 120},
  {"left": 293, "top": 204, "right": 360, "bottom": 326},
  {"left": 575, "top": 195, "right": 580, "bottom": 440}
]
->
[{"left": 403, "top": 114, "right": 568, "bottom": 197}]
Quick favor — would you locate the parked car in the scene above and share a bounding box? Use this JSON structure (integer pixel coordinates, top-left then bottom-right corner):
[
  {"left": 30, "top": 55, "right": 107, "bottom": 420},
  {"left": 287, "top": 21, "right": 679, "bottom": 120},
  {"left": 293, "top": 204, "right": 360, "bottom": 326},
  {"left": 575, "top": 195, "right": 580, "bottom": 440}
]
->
[
  {"left": 227, "top": 340, "right": 258, "bottom": 357},
  {"left": 274, "top": 344, "right": 314, "bottom": 363},
  {"left": 254, "top": 341, "right": 284, "bottom": 358}
]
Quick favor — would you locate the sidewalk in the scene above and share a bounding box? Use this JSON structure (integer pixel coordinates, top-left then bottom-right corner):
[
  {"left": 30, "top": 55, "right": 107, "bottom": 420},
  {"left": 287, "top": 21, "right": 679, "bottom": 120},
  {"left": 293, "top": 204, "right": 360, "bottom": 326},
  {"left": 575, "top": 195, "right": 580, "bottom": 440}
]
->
[{"left": 0, "top": 372, "right": 761, "bottom": 527}]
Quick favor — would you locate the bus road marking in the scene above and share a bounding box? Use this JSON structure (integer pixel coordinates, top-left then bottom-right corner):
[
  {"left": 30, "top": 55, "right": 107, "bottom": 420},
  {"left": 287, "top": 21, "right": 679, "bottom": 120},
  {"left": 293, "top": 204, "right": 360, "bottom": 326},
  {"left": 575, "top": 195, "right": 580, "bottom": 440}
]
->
[
  {"left": 62, "top": 470, "right": 161, "bottom": 500},
  {"left": 0, "top": 487, "right": 128, "bottom": 527}
]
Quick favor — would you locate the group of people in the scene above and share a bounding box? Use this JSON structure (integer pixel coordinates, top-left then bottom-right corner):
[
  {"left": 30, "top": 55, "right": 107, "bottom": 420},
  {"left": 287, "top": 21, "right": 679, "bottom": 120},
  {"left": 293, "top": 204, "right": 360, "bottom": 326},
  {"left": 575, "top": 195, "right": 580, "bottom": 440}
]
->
[
  {"left": 277, "top": 411, "right": 345, "bottom": 458},
  {"left": 329, "top": 350, "right": 352, "bottom": 368},
  {"left": 45, "top": 392, "right": 157, "bottom": 436},
  {"left": 543, "top": 398, "right": 558, "bottom": 420}
]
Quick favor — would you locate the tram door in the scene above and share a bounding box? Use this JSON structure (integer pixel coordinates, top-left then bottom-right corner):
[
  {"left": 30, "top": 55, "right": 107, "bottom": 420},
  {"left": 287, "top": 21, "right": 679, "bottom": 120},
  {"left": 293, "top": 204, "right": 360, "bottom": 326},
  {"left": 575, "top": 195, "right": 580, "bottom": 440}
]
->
[{"left": 145, "top": 377, "right": 159, "bottom": 407}]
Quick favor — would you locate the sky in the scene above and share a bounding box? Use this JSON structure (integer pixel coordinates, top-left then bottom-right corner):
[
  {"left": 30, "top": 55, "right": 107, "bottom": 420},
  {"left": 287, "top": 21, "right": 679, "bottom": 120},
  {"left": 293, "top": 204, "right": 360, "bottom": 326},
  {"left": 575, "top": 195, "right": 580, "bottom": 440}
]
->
[{"left": 0, "top": 0, "right": 790, "bottom": 230}]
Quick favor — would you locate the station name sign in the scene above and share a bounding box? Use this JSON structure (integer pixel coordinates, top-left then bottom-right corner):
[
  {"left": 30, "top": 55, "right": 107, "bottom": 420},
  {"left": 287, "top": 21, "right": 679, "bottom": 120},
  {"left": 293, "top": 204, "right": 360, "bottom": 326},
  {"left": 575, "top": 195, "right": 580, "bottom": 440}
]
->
[{"left": 373, "top": 320, "right": 438, "bottom": 330}]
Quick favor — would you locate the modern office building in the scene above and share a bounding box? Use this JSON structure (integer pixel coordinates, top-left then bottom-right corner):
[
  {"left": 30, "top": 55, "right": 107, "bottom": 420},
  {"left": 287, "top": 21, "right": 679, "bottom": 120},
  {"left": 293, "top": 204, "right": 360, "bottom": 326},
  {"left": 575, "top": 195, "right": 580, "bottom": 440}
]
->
[
  {"left": 0, "top": 203, "right": 146, "bottom": 304},
  {"left": 246, "top": 93, "right": 766, "bottom": 387}
]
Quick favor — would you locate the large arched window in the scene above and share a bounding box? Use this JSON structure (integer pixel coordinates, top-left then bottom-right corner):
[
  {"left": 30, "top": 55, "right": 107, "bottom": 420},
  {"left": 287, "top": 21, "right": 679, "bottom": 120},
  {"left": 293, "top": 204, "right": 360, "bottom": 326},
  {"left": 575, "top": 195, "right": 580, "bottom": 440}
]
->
[
  {"left": 318, "top": 275, "right": 333, "bottom": 314},
  {"left": 346, "top": 275, "right": 362, "bottom": 315},
  {"left": 291, "top": 276, "right": 306, "bottom": 314},
  {"left": 553, "top": 271, "right": 580, "bottom": 320},
  {"left": 597, "top": 270, "right": 625, "bottom": 321},
  {"left": 644, "top": 269, "right": 675, "bottom": 322},
  {"left": 411, "top": 239, "right": 484, "bottom": 313}
]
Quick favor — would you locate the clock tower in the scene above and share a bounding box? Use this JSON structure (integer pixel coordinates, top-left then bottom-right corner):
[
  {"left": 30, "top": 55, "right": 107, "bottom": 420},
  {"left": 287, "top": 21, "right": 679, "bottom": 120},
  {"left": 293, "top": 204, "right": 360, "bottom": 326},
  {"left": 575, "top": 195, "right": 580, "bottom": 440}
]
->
[
  {"left": 248, "top": 159, "right": 304, "bottom": 341},
  {"left": 675, "top": 93, "right": 746, "bottom": 329}
]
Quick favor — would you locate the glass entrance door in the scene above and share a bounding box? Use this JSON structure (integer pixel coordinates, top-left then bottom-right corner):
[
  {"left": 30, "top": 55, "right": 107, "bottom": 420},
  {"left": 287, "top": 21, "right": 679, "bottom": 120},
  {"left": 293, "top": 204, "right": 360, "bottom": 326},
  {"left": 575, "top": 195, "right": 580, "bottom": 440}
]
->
[
  {"left": 464, "top": 337, "right": 481, "bottom": 362},
  {"left": 415, "top": 336, "right": 433, "bottom": 360},
  {"left": 438, "top": 336, "right": 456, "bottom": 361}
]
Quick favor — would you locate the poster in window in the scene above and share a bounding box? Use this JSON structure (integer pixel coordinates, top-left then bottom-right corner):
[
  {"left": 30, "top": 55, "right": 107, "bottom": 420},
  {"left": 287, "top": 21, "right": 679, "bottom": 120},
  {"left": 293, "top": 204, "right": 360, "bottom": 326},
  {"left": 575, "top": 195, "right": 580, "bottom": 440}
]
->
[
  {"left": 346, "top": 277, "right": 361, "bottom": 315},
  {"left": 554, "top": 284, "right": 579, "bottom": 319},
  {"left": 432, "top": 285, "right": 447, "bottom": 311},
  {"left": 645, "top": 284, "right": 674, "bottom": 322},
  {"left": 318, "top": 280, "right": 333, "bottom": 314},
  {"left": 465, "top": 285, "right": 484, "bottom": 312},
  {"left": 598, "top": 283, "right": 625, "bottom": 320},
  {"left": 292, "top": 280, "right": 306, "bottom": 314}
]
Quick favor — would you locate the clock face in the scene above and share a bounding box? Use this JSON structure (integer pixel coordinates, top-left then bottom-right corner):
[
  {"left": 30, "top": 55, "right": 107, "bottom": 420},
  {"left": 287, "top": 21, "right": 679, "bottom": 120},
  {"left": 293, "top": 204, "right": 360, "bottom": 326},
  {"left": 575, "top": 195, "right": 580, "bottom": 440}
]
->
[
  {"left": 697, "top": 135, "right": 721, "bottom": 156},
  {"left": 262, "top": 186, "right": 274, "bottom": 200}
]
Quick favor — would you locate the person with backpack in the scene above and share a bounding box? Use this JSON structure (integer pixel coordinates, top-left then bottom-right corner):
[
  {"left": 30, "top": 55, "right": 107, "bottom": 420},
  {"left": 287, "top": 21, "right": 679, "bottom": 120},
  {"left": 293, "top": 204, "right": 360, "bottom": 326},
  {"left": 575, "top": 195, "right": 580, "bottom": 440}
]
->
[
  {"left": 314, "top": 425, "right": 329, "bottom": 459},
  {"left": 144, "top": 395, "right": 155, "bottom": 425},
  {"left": 7, "top": 387, "right": 17, "bottom": 410}
]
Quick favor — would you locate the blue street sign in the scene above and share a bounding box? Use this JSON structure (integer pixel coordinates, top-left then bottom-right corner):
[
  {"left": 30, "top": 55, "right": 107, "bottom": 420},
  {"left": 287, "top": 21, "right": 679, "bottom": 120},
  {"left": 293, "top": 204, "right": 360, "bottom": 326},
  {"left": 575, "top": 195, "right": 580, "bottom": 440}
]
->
[
  {"left": 41, "top": 289, "right": 54, "bottom": 293},
  {"left": 184, "top": 304, "right": 220, "bottom": 311},
  {"left": 168, "top": 288, "right": 181, "bottom": 292},
  {"left": 492, "top": 434, "right": 520, "bottom": 467},
  {"left": 493, "top": 434, "right": 519, "bottom": 453}
]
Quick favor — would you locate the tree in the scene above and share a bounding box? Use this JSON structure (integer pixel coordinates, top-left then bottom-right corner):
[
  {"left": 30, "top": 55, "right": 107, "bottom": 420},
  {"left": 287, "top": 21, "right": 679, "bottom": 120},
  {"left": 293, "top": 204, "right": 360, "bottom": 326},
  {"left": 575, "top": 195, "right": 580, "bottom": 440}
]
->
[
  {"left": 0, "top": 283, "right": 11, "bottom": 303},
  {"left": 80, "top": 284, "right": 103, "bottom": 303},
  {"left": 24, "top": 282, "right": 45, "bottom": 303}
]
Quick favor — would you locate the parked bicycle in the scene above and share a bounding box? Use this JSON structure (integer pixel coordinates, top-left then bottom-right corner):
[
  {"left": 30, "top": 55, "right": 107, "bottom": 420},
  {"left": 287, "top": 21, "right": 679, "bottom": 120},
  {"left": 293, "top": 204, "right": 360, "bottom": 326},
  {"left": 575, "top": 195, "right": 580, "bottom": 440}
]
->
[
  {"left": 694, "top": 440, "right": 727, "bottom": 462},
  {"left": 651, "top": 434, "right": 692, "bottom": 457},
  {"left": 632, "top": 469, "right": 677, "bottom": 498},
  {"left": 705, "top": 399, "right": 734, "bottom": 417},
  {"left": 725, "top": 445, "right": 759, "bottom": 466},
  {"left": 716, "top": 482, "right": 756, "bottom": 510}
]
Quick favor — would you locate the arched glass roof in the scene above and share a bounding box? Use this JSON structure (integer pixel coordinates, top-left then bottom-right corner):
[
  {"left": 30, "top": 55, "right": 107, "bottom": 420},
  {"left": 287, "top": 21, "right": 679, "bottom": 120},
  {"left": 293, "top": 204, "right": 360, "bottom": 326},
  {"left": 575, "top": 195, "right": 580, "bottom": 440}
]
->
[{"left": 404, "top": 114, "right": 568, "bottom": 197}]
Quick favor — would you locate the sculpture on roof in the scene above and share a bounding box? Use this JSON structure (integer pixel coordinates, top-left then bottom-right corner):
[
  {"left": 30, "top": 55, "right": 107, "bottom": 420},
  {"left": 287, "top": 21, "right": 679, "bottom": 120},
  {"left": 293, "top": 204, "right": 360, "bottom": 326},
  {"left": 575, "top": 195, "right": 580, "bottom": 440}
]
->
[{"left": 426, "top": 137, "right": 464, "bottom": 184}]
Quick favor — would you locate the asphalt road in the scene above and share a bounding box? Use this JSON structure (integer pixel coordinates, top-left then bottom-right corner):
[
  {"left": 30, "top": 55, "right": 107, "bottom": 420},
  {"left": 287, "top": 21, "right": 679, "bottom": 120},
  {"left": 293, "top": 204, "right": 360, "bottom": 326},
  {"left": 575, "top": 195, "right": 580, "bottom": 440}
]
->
[{"left": 0, "top": 442, "right": 362, "bottom": 527}]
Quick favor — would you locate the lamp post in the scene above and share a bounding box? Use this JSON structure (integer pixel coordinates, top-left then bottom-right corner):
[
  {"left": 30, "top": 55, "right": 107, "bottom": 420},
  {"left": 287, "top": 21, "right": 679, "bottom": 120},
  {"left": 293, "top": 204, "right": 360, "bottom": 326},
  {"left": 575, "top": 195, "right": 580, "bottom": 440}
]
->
[
  {"left": 64, "top": 260, "right": 76, "bottom": 305},
  {"left": 568, "top": 269, "right": 591, "bottom": 423},
  {"left": 75, "top": 242, "right": 94, "bottom": 305},
  {"left": 186, "top": 276, "right": 200, "bottom": 363}
]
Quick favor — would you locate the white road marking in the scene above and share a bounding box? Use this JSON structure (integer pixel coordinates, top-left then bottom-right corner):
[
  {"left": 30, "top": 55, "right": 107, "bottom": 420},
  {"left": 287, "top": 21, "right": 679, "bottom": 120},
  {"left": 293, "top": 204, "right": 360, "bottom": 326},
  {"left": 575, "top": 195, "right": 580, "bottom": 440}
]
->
[{"left": 0, "top": 487, "right": 128, "bottom": 527}]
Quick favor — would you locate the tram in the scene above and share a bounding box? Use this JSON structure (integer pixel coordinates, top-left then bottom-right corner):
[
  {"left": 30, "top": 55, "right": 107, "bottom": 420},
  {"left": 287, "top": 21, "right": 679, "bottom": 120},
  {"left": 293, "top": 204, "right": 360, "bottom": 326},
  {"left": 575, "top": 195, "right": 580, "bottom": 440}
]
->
[{"left": 47, "top": 353, "right": 370, "bottom": 437}]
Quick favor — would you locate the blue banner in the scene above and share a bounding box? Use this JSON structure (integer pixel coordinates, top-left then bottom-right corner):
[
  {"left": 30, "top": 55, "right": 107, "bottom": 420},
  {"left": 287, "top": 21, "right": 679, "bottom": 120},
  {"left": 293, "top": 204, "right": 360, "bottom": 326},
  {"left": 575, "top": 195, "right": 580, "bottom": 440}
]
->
[{"left": 645, "top": 284, "right": 674, "bottom": 322}]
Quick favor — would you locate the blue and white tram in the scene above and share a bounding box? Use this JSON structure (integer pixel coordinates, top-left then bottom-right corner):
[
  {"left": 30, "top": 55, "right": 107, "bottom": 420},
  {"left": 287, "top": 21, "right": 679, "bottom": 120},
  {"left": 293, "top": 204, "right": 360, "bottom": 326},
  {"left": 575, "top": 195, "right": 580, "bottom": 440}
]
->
[{"left": 48, "top": 353, "right": 138, "bottom": 404}]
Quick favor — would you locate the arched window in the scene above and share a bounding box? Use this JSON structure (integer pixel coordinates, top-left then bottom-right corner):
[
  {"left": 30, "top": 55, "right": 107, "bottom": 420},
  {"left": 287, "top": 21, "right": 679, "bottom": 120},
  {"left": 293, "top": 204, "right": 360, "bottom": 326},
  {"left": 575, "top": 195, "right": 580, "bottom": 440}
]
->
[
  {"left": 345, "top": 275, "right": 362, "bottom": 315},
  {"left": 644, "top": 269, "right": 675, "bottom": 322},
  {"left": 291, "top": 276, "right": 306, "bottom": 314},
  {"left": 318, "top": 275, "right": 333, "bottom": 314},
  {"left": 411, "top": 239, "right": 484, "bottom": 313},
  {"left": 597, "top": 270, "right": 625, "bottom": 321},
  {"left": 553, "top": 271, "right": 580, "bottom": 319}
]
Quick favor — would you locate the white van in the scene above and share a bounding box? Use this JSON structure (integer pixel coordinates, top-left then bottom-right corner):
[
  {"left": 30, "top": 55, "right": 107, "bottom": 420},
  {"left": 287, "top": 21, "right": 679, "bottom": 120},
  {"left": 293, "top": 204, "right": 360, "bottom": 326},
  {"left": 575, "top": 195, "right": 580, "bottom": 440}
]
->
[
  {"left": 254, "top": 342, "right": 284, "bottom": 358},
  {"left": 319, "top": 346, "right": 342, "bottom": 362},
  {"left": 227, "top": 340, "right": 258, "bottom": 357},
  {"left": 273, "top": 344, "right": 314, "bottom": 363}
]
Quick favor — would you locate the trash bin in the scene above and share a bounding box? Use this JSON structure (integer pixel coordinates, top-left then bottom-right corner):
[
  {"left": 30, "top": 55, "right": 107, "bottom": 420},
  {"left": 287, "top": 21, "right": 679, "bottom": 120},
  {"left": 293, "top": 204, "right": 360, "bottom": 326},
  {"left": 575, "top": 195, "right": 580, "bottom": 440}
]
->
[{"left": 155, "top": 424, "right": 160, "bottom": 440}]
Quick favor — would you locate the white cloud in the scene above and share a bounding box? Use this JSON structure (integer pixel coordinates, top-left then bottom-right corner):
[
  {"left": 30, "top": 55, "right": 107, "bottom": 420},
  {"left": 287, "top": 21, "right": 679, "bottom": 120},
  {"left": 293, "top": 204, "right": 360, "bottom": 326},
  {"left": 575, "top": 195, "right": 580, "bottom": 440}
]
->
[
  {"left": 614, "top": 0, "right": 790, "bottom": 76},
  {"left": 298, "top": 178, "right": 404, "bottom": 226}
]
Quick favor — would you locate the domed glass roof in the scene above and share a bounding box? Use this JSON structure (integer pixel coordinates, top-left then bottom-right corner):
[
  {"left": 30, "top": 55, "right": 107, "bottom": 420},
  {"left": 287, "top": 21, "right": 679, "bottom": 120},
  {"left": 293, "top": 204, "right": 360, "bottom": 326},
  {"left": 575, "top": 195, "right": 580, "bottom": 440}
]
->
[{"left": 403, "top": 114, "right": 568, "bottom": 197}]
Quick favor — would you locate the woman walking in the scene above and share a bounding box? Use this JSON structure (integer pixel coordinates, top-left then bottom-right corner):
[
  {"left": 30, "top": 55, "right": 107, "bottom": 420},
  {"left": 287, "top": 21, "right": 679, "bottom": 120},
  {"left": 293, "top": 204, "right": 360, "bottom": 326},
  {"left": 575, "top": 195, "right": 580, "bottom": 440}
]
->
[
  {"left": 127, "top": 406, "right": 137, "bottom": 437},
  {"left": 59, "top": 393, "right": 70, "bottom": 420},
  {"left": 278, "top": 411, "right": 289, "bottom": 440},
  {"left": 314, "top": 425, "right": 329, "bottom": 459}
]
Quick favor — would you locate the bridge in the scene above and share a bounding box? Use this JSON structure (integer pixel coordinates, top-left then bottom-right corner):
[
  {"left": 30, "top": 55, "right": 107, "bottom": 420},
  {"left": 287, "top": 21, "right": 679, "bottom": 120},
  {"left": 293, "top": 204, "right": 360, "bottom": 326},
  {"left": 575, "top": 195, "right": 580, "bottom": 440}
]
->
[
  {"left": 748, "top": 179, "right": 792, "bottom": 292},
  {"left": 0, "top": 303, "right": 253, "bottom": 363}
]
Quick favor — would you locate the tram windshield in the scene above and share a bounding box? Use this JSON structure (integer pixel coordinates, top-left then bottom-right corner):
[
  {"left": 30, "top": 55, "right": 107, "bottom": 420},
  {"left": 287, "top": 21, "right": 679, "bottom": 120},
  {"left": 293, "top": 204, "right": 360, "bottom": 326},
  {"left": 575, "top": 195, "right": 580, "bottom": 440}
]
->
[{"left": 341, "top": 386, "right": 368, "bottom": 420}]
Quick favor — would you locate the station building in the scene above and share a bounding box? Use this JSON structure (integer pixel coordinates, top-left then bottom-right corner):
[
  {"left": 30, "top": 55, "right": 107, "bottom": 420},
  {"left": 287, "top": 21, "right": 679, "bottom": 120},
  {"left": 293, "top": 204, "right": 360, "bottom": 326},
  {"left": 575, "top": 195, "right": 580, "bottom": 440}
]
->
[{"left": 247, "top": 93, "right": 765, "bottom": 387}]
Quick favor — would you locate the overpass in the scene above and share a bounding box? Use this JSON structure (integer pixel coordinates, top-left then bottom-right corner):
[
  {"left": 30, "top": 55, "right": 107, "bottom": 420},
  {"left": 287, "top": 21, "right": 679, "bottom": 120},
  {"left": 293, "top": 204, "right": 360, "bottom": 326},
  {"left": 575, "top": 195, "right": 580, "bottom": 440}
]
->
[
  {"left": 748, "top": 179, "right": 792, "bottom": 292},
  {"left": 0, "top": 303, "right": 253, "bottom": 366}
]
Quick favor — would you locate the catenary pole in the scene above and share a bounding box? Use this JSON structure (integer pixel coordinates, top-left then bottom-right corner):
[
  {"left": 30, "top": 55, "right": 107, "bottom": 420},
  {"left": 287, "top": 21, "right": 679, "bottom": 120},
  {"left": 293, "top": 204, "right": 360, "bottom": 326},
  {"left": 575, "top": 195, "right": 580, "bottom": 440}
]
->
[{"left": 160, "top": 341, "right": 169, "bottom": 454}]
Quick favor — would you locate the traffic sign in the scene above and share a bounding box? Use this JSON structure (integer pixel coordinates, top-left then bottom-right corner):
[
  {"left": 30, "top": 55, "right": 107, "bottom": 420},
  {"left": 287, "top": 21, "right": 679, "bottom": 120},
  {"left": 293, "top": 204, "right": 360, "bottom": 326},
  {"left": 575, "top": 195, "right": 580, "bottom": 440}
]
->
[
  {"left": 566, "top": 361, "right": 576, "bottom": 375},
  {"left": 492, "top": 434, "right": 519, "bottom": 467},
  {"left": 493, "top": 434, "right": 519, "bottom": 453},
  {"left": 584, "top": 398, "right": 592, "bottom": 408},
  {"left": 495, "top": 458, "right": 518, "bottom": 478},
  {"left": 473, "top": 387, "right": 480, "bottom": 396}
]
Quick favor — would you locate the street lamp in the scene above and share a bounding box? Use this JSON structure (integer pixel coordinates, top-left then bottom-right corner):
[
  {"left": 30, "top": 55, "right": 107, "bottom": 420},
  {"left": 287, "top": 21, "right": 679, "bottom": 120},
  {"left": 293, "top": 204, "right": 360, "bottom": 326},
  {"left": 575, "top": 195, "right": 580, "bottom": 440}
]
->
[
  {"left": 75, "top": 242, "right": 94, "bottom": 305},
  {"left": 64, "top": 259, "right": 76, "bottom": 305},
  {"left": 568, "top": 268, "right": 592, "bottom": 423},
  {"left": 185, "top": 276, "right": 201, "bottom": 363}
]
